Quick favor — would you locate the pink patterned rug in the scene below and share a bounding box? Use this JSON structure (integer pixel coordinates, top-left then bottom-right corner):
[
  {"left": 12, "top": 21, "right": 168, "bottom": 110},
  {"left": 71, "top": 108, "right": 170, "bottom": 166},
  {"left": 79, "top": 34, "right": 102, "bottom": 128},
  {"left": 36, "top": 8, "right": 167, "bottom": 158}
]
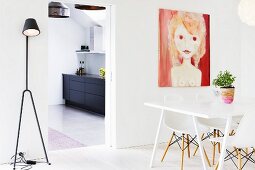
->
[{"left": 48, "top": 128, "right": 85, "bottom": 151}]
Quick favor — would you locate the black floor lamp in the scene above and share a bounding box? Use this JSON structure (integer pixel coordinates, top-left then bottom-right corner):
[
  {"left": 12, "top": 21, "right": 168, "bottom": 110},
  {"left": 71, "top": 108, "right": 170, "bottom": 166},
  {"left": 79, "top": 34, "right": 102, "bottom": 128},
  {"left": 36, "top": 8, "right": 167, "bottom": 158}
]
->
[{"left": 13, "top": 18, "right": 50, "bottom": 170}]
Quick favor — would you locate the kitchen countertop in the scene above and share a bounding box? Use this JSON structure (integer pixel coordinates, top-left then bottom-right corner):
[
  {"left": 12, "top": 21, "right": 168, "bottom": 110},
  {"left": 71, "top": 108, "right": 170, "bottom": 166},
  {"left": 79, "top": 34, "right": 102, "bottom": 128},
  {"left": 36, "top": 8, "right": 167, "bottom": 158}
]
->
[{"left": 63, "top": 73, "right": 105, "bottom": 80}]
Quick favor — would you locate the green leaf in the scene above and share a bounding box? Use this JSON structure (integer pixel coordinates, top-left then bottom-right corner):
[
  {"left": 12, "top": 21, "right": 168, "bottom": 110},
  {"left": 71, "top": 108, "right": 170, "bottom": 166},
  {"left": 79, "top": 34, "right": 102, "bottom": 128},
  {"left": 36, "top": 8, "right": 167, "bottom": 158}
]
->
[{"left": 212, "top": 70, "right": 236, "bottom": 88}]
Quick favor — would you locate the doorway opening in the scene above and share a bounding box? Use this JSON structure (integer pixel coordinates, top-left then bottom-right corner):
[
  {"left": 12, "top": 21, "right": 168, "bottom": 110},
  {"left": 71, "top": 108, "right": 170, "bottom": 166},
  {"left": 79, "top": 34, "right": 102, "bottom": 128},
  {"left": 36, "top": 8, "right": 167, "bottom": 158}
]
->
[{"left": 47, "top": 2, "right": 115, "bottom": 151}]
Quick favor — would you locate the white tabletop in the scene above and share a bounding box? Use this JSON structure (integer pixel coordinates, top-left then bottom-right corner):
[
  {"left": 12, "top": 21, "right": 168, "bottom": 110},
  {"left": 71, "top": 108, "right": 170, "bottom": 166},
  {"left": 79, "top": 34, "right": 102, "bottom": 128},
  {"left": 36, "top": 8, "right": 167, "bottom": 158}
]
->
[{"left": 144, "top": 100, "right": 255, "bottom": 119}]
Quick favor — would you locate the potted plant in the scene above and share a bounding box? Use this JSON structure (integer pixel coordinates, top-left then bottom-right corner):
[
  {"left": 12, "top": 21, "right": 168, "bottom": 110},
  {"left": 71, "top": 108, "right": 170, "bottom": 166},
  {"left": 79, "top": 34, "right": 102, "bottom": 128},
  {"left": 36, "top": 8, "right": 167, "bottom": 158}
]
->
[{"left": 212, "top": 70, "right": 236, "bottom": 104}]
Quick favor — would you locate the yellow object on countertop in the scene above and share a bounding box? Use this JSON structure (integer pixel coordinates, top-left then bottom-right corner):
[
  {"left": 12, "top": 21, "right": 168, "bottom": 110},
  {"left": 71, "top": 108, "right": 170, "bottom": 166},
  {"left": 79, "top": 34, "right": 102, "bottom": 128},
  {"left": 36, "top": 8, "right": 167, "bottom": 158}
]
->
[{"left": 99, "top": 68, "right": 105, "bottom": 78}]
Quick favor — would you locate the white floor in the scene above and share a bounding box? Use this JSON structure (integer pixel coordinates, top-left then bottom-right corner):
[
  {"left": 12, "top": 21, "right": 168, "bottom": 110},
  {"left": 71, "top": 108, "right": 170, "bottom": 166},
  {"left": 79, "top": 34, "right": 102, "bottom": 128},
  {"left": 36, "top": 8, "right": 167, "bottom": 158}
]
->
[
  {"left": 48, "top": 105, "right": 105, "bottom": 146},
  {"left": 1, "top": 144, "right": 254, "bottom": 170}
]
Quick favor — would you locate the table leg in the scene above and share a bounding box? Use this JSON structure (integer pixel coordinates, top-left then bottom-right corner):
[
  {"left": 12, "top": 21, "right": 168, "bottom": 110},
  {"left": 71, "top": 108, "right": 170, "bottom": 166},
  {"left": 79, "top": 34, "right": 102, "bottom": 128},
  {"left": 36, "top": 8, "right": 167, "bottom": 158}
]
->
[
  {"left": 193, "top": 116, "right": 207, "bottom": 170},
  {"left": 217, "top": 117, "right": 232, "bottom": 170},
  {"left": 150, "top": 109, "right": 164, "bottom": 168}
]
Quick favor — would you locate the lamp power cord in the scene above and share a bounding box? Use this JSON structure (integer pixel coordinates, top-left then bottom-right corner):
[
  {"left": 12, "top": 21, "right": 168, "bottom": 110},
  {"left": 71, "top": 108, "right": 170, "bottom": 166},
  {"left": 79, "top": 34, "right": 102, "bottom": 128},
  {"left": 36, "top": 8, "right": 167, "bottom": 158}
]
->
[{"left": 10, "top": 152, "right": 36, "bottom": 170}]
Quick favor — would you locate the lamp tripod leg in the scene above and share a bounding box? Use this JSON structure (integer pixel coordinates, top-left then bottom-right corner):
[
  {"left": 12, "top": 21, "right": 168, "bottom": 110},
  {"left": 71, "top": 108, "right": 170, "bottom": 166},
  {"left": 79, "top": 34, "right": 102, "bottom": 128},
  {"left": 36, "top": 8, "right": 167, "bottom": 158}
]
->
[
  {"left": 13, "top": 91, "right": 26, "bottom": 170},
  {"left": 28, "top": 91, "right": 51, "bottom": 165}
]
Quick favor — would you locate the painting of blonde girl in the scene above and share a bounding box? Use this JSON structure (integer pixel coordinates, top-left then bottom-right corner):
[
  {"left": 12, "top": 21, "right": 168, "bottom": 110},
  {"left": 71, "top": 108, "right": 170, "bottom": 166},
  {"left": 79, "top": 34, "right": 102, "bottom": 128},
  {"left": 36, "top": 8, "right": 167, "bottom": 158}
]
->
[{"left": 158, "top": 9, "right": 210, "bottom": 87}]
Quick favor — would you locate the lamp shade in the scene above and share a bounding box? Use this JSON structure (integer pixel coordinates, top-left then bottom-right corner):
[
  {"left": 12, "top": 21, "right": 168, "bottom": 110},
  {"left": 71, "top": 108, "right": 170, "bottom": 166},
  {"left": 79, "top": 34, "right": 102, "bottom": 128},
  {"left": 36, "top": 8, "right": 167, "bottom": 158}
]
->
[
  {"left": 22, "top": 18, "right": 40, "bottom": 36},
  {"left": 238, "top": 0, "right": 255, "bottom": 26}
]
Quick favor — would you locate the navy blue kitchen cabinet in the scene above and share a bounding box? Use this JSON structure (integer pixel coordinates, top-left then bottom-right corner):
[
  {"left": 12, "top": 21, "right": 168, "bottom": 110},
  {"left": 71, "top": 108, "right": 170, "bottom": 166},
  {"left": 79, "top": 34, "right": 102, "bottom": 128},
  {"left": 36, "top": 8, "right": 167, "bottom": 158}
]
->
[{"left": 63, "top": 74, "right": 105, "bottom": 116}]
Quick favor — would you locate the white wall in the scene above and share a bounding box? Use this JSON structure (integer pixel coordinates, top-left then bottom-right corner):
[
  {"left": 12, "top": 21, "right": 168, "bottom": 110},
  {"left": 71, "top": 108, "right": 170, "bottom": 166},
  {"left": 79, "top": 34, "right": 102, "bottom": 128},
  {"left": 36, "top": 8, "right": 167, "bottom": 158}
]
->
[
  {"left": 48, "top": 18, "right": 88, "bottom": 105},
  {"left": 67, "top": 3, "right": 98, "bottom": 28},
  {"left": 77, "top": 53, "right": 105, "bottom": 75},
  {"left": 77, "top": 26, "right": 106, "bottom": 75},
  {"left": 59, "top": 0, "right": 243, "bottom": 148},
  {"left": 104, "top": 0, "right": 242, "bottom": 148},
  {"left": 0, "top": 0, "right": 48, "bottom": 163},
  {"left": 240, "top": 23, "right": 255, "bottom": 98},
  {"left": 0, "top": 0, "right": 246, "bottom": 163}
]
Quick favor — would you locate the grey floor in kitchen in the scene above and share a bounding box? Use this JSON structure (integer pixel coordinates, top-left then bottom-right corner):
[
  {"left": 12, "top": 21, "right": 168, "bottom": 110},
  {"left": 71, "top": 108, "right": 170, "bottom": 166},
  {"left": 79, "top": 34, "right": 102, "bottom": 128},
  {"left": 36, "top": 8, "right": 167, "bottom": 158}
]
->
[{"left": 48, "top": 105, "right": 105, "bottom": 146}]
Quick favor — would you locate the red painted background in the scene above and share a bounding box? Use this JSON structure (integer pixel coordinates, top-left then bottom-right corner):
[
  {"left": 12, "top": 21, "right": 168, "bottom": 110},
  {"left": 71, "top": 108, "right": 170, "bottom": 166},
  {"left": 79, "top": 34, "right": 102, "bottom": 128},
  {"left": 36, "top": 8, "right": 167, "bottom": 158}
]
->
[{"left": 158, "top": 9, "right": 210, "bottom": 87}]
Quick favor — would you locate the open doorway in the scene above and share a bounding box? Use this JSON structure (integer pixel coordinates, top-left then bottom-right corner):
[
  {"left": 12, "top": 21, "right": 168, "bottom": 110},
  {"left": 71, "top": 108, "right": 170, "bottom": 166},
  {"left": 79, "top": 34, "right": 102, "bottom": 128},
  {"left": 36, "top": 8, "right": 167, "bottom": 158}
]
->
[{"left": 47, "top": 2, "right": 114, "bottom": 151}]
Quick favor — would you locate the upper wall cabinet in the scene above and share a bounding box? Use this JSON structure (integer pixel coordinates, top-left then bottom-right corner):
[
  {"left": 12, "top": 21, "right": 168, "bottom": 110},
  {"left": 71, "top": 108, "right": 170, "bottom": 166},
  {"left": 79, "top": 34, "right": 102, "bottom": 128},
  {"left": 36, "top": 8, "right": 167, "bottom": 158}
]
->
[{"left": 90, "top": 26, "right": 104, "bottom": 52}]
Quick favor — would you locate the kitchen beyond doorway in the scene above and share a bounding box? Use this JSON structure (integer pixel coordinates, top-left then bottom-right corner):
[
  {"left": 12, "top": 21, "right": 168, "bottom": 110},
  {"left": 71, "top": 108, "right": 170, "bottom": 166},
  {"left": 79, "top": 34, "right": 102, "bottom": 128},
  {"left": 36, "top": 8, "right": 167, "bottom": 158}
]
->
[{"left": 48, "top": 2, "right": 114, "bottom": 150}]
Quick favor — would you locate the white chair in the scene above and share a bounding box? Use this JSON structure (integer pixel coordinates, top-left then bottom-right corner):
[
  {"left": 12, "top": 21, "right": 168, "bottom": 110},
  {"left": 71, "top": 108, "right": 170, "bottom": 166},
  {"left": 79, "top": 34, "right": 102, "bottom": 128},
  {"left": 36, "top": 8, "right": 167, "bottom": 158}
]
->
[
  {"left": 211, "top": 112, "right": 255, "bottom": 170},
  {"left": 195, "top": 93, "right": 242, "bottom": 165},
  {"left": 161, "top": 94, "right": 211, "bottom": 169}
]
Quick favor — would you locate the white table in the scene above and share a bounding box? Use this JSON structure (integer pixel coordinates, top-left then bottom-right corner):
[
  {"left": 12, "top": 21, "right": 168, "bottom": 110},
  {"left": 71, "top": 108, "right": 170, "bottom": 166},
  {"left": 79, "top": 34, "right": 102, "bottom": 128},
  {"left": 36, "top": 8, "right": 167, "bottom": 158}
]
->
[{"left": 144, "top": 100, "right": 255, "bottom": 170}]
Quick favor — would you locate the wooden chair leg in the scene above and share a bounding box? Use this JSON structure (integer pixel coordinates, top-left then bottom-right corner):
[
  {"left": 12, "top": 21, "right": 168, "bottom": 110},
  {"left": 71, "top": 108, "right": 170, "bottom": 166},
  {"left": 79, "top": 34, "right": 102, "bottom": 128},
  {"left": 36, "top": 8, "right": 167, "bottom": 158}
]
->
[
  {"left": 254, "top": 148, "right": 255, "bottom": 161},
  {"left": 161, "top": 132, "right": 175, "bottom": 162},
  {"left": 193, "top": 146, "right": 198, "bottom": 156},
  {"left": 245, "top": 148, "right": 249, "bottom": 156},
  {"left": 213, "top": 129, "right": 216, "bottom": 165},
  {"left": 193, "top": 133, "right": 205, "bottom": 156},
  {"left": 234, "top": 147, "right": 239, "bottom": 157},
  {"left": 181, "top": 134, "right": 185, "bottom": 170},
  {"left": 191, "top": 133, "right": 211, "bottom": 167},
  {"left": 187, "top": 134, "right": 190, "bottom": 158},
  {"left": 214, "top": 161, "right": 219, "bottom": 170},
  {"left": 238, "top": 149, "right": 242, "bottom": 170},
  {"left": 203, "top": 147, "right": 211, "bottom": 167},
  {"left": 217, "top": 130, "right": 221, "bottom": 153}
]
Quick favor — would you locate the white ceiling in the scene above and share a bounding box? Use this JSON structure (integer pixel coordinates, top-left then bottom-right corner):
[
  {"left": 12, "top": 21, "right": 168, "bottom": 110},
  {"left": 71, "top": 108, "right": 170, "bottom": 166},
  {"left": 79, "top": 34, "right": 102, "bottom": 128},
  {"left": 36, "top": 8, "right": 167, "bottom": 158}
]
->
[{"left": 66, "top": 3, "right": 106, "bottom": 28}]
